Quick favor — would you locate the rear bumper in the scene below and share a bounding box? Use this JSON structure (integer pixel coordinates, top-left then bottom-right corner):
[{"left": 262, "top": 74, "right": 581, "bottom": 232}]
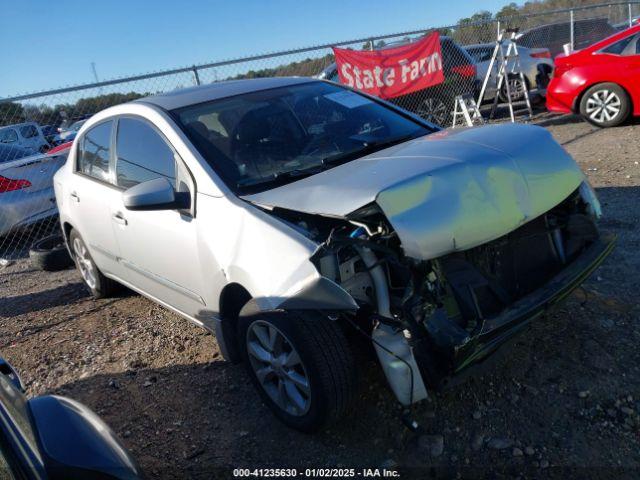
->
[
  {"left": 546, "top": 76, "right": 579, "bottom": 114},
  {"left": 416, "top": 233, "right": 616, "bottom": 389}
]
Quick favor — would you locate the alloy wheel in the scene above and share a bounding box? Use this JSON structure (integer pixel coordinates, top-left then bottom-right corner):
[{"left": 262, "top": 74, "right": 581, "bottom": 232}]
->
[
  {"left": 416, "top": 97, "right": 450, "bottom": 126},
  {"left": 72, "top": 237, "right": 97, "bottom": 289},
  {"left": 246, "top": 320, "right": 311, "bottom": 416},
  {"left": 585, "top": 90, "right": 621, "bottom": 124},
  {"left": 501, "top": 77, "right": 525, "bottom": 102}
]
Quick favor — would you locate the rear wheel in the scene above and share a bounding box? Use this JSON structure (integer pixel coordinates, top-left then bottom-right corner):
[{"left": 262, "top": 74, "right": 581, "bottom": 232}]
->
[
  {"left": 238, "top": 311, "right": 357, "bottom": 432},
  {"left": 499, "top": 75, "right": 528, "bottom": 103},
  {"left": 416, "top": 95, "right": 452, "bottom": 127},
  {"left": 579, "top": 83, "right": 631, "bottom": 128},
  {"left": 69, "top": 229, "right": 120, "bottom": 298}
]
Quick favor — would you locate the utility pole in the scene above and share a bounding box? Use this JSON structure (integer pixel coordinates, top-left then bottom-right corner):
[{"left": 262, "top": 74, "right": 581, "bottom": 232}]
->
[{"left": 91, "top": 62, "right": 99, "bottom": 83}]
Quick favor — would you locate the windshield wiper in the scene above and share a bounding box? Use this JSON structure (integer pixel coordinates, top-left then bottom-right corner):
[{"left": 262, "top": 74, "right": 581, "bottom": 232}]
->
[
  {"left": 321, "top": 133, "right": 419, "bottom": 166},
  {"left": 236, "top": 166, "right": 324, "bottom": 191}
]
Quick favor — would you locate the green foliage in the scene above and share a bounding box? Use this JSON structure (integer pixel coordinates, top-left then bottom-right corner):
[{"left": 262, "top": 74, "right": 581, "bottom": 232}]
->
[
  {"left": 0, "top": 92, "right": 145, "bottom": 128},
  {"left": 232, "top": 54, "right": 335, "bottom": 80}
]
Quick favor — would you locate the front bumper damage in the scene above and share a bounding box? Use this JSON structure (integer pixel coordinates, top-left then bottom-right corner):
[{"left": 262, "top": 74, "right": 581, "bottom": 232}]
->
[{"left": 411, "top": 233, "right": 616, "bottom": 391}]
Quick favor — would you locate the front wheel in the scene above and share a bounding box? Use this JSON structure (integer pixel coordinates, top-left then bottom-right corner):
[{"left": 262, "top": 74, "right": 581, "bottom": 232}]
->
[
  {"left": 579, "top": 83, "right": 631, "bottom": 128},
  {"left": 238, "top": 311, "right": 358, "bottom": 432},
  {"left": 69, "top": 229, "right": 120, "bottom": 298}
]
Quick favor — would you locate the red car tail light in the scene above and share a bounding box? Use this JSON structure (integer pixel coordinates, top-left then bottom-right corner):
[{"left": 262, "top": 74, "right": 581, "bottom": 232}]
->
[
  {"left": 530, "top": 51, "right": 551, "bottom": 59},
  {"left": 0, "top": 176, "right": 31, "bottom": 193},
  {"left": 452, "top": 64, "right": 477, "bottom": 78}
]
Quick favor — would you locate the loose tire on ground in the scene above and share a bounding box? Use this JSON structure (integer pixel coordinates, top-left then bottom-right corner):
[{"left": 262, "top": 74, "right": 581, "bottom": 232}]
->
[
  {"left": 68, "top": 229, "right": 120, "bottom": 298},
  {"left": 579, "top": 83, "right": 631, "bottom": 128},
  {"left": 29, "top": 234, "right": 74, "bottom": 271},
  {"left": 238, "top": 310, "right": 358, "bottom": 432}
]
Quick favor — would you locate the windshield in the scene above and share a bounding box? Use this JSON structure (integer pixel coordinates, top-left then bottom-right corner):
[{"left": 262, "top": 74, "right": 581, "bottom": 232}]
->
[{"left": 172, "top": 81, "right": 431, "bottom": 193}]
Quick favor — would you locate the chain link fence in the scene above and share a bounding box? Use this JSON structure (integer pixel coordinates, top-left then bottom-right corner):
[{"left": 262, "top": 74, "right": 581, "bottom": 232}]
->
[{"left": 0, "top": 1, "right": 638, "bottom": 261}]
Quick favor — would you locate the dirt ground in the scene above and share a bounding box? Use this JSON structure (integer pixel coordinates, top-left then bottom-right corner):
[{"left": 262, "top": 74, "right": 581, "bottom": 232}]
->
[{"left": 1, "top": 112, "right": 639, "bottom": 479}]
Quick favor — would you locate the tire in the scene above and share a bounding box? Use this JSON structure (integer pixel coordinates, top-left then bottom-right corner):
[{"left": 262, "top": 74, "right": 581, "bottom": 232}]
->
[
  {"left": 579, "top": 83, "right": 631, "bottom": 128},
  {"left": 415, "top": 95, "right": 452, "bottom": 127},
  {"left": 29, "top": 234, "right": 73, "bottom": 271},
  {"left": 68, "top": 229, "right": 120, "bottom": 298},
  {"left": 499, "top": 75, "right": 528, "bottom": 103},
  {"left": 238, "top": 311, "right": 358, "bottom": 432}
]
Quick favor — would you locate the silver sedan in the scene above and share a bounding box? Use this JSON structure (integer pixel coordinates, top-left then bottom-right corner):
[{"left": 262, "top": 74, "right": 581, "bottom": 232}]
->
[{"left": 55, "top": 77, "right": 612, "bottom": 432}]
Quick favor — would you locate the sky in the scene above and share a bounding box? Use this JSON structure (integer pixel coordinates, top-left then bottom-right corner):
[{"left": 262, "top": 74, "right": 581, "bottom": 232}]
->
[{"left": 0, "top": 0, "right": 523, "bottom": 98}]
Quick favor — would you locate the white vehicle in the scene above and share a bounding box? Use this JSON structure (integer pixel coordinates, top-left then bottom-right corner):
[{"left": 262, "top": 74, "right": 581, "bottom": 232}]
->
[
  {"left": 54, "top": 78, "right": 613, "bottom": 431},
  {"left": 0, "top": 122, "right": 50, "bottom": 154}
]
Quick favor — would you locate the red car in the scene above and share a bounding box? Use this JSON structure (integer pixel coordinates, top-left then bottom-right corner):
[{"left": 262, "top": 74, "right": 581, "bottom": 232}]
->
[{"left": 547, "top": 24, "right": 640, "bottom": 127}]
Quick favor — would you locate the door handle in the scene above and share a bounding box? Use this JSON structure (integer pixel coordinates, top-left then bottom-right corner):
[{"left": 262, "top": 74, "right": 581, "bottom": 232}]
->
[
  {"left": 70, "top": 192, "right": 80, "bottom": 202},
  {"left": 112, "top": 212, "right": 128, "bottom": 226}
]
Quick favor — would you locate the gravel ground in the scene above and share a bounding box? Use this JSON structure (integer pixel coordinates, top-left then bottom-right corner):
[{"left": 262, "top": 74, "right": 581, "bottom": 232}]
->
[{"left": 1, "top": 112, "right": 639, "bottom": 479}]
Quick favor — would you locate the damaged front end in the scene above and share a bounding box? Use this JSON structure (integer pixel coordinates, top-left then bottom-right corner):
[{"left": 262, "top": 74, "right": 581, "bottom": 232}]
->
[
  {"left": 242, "top": 124, "right": 616, "bottom": 407},
  {"left": 269, "top": 182, "right": 614, "bottom": 406}
]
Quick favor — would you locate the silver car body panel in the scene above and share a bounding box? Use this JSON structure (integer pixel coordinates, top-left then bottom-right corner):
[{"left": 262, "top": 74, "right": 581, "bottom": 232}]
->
[
  {"left": 0, "top": 152, "right": 66, "bottom": 237},
  {"left": 243, "top": 124, "right": 584, "bottom": 260}
]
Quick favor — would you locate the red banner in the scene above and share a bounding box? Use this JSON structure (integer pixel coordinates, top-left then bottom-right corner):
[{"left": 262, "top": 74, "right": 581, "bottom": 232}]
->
[{"left": 332, "top": 32, "right": 445, "bottom": 100}]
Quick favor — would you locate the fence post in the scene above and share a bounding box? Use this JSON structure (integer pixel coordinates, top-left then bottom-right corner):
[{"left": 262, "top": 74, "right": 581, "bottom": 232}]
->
[
  {"left": 497, "top": 20, "right": 501, "bottom": 38},
  {"left": 630, "top": 3, "right": 634, "bottom": 27},
  {"left": 570, "top": 10, "right": 575, "bottom": 52},
  {"left": 192, "top": 66, "right": 201, "bottom": 86}
]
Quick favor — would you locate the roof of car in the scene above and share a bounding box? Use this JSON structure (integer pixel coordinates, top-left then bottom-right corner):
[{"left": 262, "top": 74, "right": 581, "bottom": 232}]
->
[{"left": 136, "top": 77, "right": 315, "bottom": 110}]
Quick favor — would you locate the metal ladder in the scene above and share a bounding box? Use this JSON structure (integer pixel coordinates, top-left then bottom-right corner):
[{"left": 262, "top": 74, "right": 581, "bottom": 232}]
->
[
  {"left": 477, "top": 28, "right": 533, "bottom": 122},
  {"left": 452, "top": 93, "right": 485, "bottom": 128}
]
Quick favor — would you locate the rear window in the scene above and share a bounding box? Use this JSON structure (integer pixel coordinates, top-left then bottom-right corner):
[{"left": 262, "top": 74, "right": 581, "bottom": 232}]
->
[
  {"left": 77, "top": 121, "right": 113, "bottom": 182},
  {"left": 441, "top": 39, "right": 472, "bottom": 69},
  {"left": 601, "top": 35, "right": 634, "bottom": 54},
  {"left": 19, "top": 125, "right": 38, "bottom": 139}
]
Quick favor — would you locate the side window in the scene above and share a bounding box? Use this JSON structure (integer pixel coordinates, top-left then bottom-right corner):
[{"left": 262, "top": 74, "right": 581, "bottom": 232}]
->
[
  {"left": 601, "top": 35, "right": 634, "bottom": 55},
  {"left": 0, "top": 129, "right": 18, "bottom": 144},
  {"left": 115, "top": 118, "right": 176, "bottom": 189},
  {"left": 19, "top": 125, "right": 38, "bottom": 139},
  {"left": 77, "top": 121, "right": 113, "bottom": 182}
]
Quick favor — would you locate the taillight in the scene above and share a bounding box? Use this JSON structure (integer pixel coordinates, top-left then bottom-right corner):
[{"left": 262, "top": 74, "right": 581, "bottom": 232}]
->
[
  {"left": 0, "top": 176, "right": 31, "bottom": 193},
  {"left": 452, "top": 64, "right": 477, "bottom": 77},
  {"left": 530, "top": 51, "right": 551, "bottom": 59}
]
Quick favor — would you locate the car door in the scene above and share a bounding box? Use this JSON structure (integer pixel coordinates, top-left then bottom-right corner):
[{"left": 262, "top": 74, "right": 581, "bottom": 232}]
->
[
  {"left": 66, "top": 120, "right": 123, "bottom": 276},
  {"left": 110, "top": 116, "right": 204, "bottom": 317},
  {"left": 622, "top": 32, "right": 640, "bottom": 107}
]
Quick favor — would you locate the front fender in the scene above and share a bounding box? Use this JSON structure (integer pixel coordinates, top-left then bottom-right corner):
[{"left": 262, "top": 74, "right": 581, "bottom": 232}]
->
[{"left": 239, "top": 276, "right": 358, "bottom": 317}]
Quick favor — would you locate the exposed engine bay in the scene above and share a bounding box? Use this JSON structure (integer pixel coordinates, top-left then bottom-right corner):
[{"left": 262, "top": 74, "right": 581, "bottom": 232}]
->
[{"left": 267, "top": 182, "right": 610, "bottom": 406}]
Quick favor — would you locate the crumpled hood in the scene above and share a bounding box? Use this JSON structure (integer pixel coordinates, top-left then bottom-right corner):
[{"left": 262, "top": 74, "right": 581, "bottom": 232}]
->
[{"left": 243, "top": 124, "right": 585, "bottom": 260}]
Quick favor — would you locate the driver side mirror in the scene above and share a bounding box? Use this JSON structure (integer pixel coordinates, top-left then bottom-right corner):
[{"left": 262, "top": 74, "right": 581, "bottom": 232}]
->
[{"left": 123, "top": 177, "right": 190, "bottom": 211}]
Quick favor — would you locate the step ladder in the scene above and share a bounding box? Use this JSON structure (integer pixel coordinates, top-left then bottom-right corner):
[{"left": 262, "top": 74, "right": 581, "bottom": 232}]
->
[
  {"left": 477, "top": 28, "right": 533, "bottom": 122},
  {"left": 452, "top": 93, "right": 485, "bottom": 128}
]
